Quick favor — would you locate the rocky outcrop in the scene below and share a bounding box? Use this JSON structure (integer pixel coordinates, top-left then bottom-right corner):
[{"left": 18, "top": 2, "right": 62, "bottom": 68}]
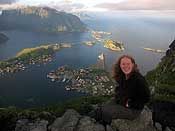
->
[
  {"left": 166, "top": 39, "right": 175, "bottom": 56},
  {"left": 15, "top": 109, "right": 106, "bottom": 131},
  {"left": 48, "top": 109, "right": 105, "bottom": 131},
  {"left": 146, "top": 40, "right": 175, "bottom": 102},
  {"left": 0, "top": 6, "right": 87, "bottom": 33},
  {"left": 111, "top": 107, "right": 156, "bottom": 131},
  {"left": 0, "top": 32, "right": 8, "bottom": 43},
  {"left": 15, "top": 108, "right": 162, "bottom": 131},
  {"left": 15, "top": 119, "right": 48, "bottom": 131}
]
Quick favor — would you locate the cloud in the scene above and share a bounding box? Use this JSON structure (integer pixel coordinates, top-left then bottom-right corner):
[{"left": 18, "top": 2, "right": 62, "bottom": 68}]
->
[
  {"left": 47, "top": 1, "right": 85, "bottom": 12},
  {"left": 95, "top": 0, "right": 175, "bottom": 10},
  {"left": 0, "top": 0, "right": 18, "bottom": 4}
]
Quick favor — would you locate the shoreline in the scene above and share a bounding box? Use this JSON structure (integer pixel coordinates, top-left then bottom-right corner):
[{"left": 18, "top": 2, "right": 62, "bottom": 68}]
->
[
  {"left": 143, "top": 47, "right": 166, "bottom": 53},
  {"left": 83, "top": 30, "right": 125, "bottom": 51},
  {"left": 0, "top": 43, "right": 72, "bottom": 75},
  {"left": 47, "top": 65, "right": 115, "bottom": 96}
]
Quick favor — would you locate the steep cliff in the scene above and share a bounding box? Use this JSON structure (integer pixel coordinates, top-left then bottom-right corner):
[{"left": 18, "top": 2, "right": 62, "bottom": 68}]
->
[
  {"left": 0, "top": 6, "right": 87, "bottom": 33},
  {"left": 146, "top": 40, "right": 175, "bottom": 101}
]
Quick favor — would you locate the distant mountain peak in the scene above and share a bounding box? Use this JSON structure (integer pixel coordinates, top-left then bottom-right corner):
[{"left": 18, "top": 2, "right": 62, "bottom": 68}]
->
[
  {"left": 13, "top": 6, "right": 62, "bottom": 18},
  {"left": 0, "top": 6, "right": 87, "bottom": 33}
]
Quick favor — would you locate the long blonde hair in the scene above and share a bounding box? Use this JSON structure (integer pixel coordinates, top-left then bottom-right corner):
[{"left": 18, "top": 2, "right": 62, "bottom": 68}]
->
[{"left": 112, "top": 55, "right": 139, "bottom": 81}]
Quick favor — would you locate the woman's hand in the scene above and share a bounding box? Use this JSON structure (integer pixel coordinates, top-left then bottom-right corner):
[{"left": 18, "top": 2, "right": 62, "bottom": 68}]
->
[{"left": 125, "top": 99, "right": 131, "bottom": 108}]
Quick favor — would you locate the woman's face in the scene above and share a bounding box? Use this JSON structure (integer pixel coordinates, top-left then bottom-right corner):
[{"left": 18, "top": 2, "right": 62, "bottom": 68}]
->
[{"left": 120, "top": 57, "right": 134, "bottom": 75}]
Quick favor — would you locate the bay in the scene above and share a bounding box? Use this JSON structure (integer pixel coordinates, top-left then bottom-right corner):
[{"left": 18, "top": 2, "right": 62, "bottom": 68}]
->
[{"left": 0, "top": 11, "right": 175, "bottom": 108}]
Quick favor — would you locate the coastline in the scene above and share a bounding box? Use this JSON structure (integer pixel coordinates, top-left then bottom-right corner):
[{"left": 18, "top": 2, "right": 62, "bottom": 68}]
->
[
  {"left": 143, "top": 47, "right": 166, "bottom": 53},
  {"left": 84, "top": 30, "right": 125, "bottom": 51},
  {"left": 0, "top": 43, "right": 72, "bottom": 75},
  {"left": 47, "top": 65, "right": 115, "bottom": 96}
]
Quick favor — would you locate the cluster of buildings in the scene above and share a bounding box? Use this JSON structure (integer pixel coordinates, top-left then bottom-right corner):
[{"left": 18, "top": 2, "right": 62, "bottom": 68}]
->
[
  {"left": 0, "top": 54, "right": 53, "bottom": 76},
  {"left": 0, "top": 43, "right": 71, "bottom": 76},
  {"left": 47, "top": 65, "right": 115, "bottom": 96},
  {"left": 0, "top": 61, "right": 26, "bottom": 75},
  {"left": 28, "top": 55, "right": 52, "bottom": 65}
]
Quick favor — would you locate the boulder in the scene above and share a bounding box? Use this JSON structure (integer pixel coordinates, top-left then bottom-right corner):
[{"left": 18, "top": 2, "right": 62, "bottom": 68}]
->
[
  {"left": 15, "top": 119, "right": 48, "bottom": 131},
  {"left": 48, "top": 109, "right": 81, "bottom": 131},
  {"left": 49, "top": 109, "right": 107, "bottom": 131},
  {"left": 16, "top": 108, "right": 167, "bottom": 131},
  {"left": 76, "top": 116, "right": 105, "bottom": 131},
  {"left": 111, "top": 107, "right": 156, "bottom": 131}
]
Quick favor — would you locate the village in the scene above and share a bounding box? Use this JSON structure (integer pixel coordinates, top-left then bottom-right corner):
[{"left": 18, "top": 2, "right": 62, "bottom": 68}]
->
[
  {"left": 0, "top": 43, "right": 71, "bottom": 76},
  {"left": 0, "top": 54, "right": 52, "bottom": 75},
  {"left": 47, "top": 65, "right": 115, "bottom": 96}
]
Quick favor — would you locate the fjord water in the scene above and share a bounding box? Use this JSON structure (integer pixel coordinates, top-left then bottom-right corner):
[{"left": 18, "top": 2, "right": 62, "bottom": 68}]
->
[{"left": 0, "top": 11, "right": 175, "bottom": 108}]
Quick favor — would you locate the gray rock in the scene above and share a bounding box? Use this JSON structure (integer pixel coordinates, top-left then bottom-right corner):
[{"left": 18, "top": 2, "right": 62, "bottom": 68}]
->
[
  {"left": 77, "top": 116, "right": 106, "bottom": 131},
  {"left": 49, "top": 109, "right": 81, "bottom": 131},
  {"left": 111, "top": 107, "right": 157, "bottom": 131},
  {"left": 49, "top": 109, "right": 107, "bottom": 131},
  {"left": 106, "top": 125, "right": 115, "bottom": 131},
  {"left": 15, "top": 119, "right": 48, "bottom": 131},
  {"left": 154, "top": 123, "right": 173, "bottom": 131},
  {"left": 16, "top": 108, "right": 162, "bottom": 131}
]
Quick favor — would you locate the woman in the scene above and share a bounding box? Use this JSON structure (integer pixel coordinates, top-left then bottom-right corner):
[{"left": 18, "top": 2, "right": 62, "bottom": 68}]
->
[{"left": 94, "top": 55, "right": 150, "bottom": 126}]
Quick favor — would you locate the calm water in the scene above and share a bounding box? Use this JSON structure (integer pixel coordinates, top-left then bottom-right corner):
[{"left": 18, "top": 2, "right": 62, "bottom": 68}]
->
[{"left": 0, "top": 11, "right": 175, "bottom": 108}]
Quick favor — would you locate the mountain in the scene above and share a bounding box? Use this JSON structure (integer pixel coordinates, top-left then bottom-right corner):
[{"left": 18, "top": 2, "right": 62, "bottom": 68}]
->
[
  {"left": 0, "top": 6, "right": 87, "bottom": 33},
  {"left": 73, "top": 12, "right": 93, "bottom": 20},
  {"left": 0, "top": 32, "right": 8, "bottom": 43},
  {"left": 146, "top": 40, "right": 175, "bottom": 102}
]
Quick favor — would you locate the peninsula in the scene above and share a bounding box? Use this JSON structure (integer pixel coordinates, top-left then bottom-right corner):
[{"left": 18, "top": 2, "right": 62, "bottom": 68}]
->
[
  {"left": 0, "top": 43, "right": 72, "bottom": 75},
  {"left": 143, "top": 47, "right": 165, "bottom": 53}
]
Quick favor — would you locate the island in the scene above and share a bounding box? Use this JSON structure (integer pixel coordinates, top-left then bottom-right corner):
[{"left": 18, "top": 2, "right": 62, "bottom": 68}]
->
[
  {"left": 47, "top": 65, "right": 115, "bottom": 96},
  {"left": 103, "top": 39, "right": 125, "bottom": 51},
  {"left": 0, "top": 43, "right": 72, "bottom": 75},
  {"left": 91, "top": 30, "right": 109, "bottom": 43},
  {"left": 143, "top": 47, "right": 165, "bottom": 53},
  {"left": 83, "top": 41, "right": 96, "bottom": 46},
  {"left": 90, "top": 30, "right": 125, "bottom": 51}
]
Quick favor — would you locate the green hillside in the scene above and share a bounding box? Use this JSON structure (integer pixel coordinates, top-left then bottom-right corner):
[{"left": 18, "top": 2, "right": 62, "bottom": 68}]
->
[{"left": 146, "top": 40, "right": 175, "bottom": 102}]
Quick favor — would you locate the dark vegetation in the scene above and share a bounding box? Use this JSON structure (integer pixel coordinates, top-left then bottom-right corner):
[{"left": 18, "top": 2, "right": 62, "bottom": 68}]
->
[
  {"left": 146, "top": 40, "right": 175, "bottom": 102},
  {"left": 0, "top": 95, "right": 110, "bottom": 131}
]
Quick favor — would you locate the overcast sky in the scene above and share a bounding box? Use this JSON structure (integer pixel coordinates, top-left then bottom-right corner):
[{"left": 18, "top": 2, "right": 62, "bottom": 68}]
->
[
  {"left": 0, "top": 0, "right": 17, "bottom": 4},
  {"left": 2, "top": 0, "right": 123, "bottom": 7},
  {"left": 96, "top": 0, "right": 175, "bottom": 10},
  {"left": 0, "top": 0, "right": 175, "bottom": 11}
]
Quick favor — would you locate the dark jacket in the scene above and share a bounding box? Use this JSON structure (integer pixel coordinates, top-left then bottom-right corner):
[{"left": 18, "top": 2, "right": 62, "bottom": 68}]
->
[{"left": 115, "top": 71, "right": 150, "bottom": 110}]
